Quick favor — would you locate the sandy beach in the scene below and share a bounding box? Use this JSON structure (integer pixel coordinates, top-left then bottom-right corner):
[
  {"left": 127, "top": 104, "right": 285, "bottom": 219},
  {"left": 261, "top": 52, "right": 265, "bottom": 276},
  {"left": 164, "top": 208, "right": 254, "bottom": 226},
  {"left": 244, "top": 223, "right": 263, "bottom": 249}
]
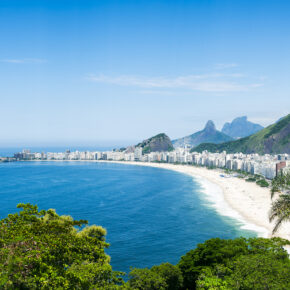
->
[
  {"left": 26, "top": 159, "right": 290, "bottom": 240},
  {"left": 98, "top": 161, "right": 289, "bottom": 241}
]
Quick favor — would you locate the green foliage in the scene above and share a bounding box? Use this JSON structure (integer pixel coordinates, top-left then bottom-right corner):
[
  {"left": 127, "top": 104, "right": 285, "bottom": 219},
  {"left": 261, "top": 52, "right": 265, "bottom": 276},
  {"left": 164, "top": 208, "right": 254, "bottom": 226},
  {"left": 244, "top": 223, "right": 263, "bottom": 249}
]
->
[
  {"left": 270, "top": 172, "right": 290, "bottom": 233},
  {"left": 127, "top": 263, "right": 183, "bottom": 290},
  {"left": 2, "top": 204, "right": 290, "bottom": 289},
  {"left": 178, "top": 238, "right": 249, "bottom": 289},
  {"left": 191, "top": 142, "right": 220, "bottom": 153},
  {"left": 196, "top": 267, "right": 230, "bottom": 290},
  {"left": 142, "top": 146, "right": 151, "bottom": 154},
  {"left": 264, "top": 115, "right": 289, "bottom": 138},
  {"left": 270, "top": 194, "right": 290, "bottom": 234},
  {"left": 197, "top": 251, "right": 290, "bottom": 290},
  {"left": 0, "top": 203, "right": 123, "bottom": 289},
  {"left": 192, "top": 114, "right": 290, "bottom": 154},
  {"left": 245, "top": 177, "right": 256, "bottom": 182},
  {"left": 151, "top": 263, "right": 183, "bottom": 290},
  {"left": 191, "top": 136, "right": 250, "bottom": 154},
  {"left": 127, "top": 268, "right": 168, "bottom": 289},
  {"left": 271, "top": 172, "right": 290, "bottom": 198},
  {"left": 136, "top": 133, "right": 174, "bottom": 154},
  {"left": 256, "top": 179, "right": 269, "bottom": 187},
  {"left": 178, "top": 237, "right": 290, "bottom": 290},
  {"left": 227, "top": 253, "right": 290, "bottom": 289}
]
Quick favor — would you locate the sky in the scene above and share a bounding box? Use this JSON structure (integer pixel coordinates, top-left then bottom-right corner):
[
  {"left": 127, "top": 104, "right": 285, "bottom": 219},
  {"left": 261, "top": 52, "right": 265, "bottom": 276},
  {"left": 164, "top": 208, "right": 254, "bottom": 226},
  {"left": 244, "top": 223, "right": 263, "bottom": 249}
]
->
[{"left": 0, "top": 0, "right": 290, "bottom": 147}]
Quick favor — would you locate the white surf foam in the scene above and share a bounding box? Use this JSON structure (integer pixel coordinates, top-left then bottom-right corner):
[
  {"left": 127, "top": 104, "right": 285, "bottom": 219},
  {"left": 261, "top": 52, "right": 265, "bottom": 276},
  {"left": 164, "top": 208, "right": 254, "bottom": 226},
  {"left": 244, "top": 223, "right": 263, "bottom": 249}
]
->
[{"left": 193, "top": 175, "right": 269, "bottom": 238}]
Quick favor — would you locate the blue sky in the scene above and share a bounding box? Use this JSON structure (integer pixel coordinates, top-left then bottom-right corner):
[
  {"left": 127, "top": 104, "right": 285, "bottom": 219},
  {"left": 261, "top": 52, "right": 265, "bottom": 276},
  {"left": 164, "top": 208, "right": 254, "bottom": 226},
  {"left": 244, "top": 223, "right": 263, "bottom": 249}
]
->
[{"left": 0, "top": 0, "right": 289, "bottom": 146}]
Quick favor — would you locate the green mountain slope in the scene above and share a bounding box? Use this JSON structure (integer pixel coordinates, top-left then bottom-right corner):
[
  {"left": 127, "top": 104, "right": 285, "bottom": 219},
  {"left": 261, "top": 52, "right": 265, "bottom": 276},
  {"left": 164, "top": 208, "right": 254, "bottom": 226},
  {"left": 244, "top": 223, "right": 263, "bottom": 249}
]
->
[
  {"left": 136, "top": 133, "right": 174, "bottom": 154},
  {"left": 172, "top": 120, "right": 233, "bottom": 148},
  {"left": 192, "top": 114, "right": 290, "bottom": 154}
]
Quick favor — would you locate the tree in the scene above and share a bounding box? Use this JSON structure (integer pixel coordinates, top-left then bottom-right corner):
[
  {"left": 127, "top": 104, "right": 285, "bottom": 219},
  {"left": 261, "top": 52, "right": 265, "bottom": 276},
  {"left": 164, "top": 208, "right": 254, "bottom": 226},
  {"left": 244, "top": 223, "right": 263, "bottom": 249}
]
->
[
  {"left": 178, "top": 237, "right": 290, "bottom": 290},
  {"left": 127, "top": 268, "right": 168, "bottom": 290},
  {"left": 178, "top": 238, "right": 249, "bottom": 289},
  {"left": 2, "top": 204, "right": 290, "bottom": 289},
  {"left": 271, "top": 172, "right": 290, "bottom": 198},
  {"left": 0, "top": 203, "right": 123, "bottom": 289},
  {"left": 127, "top": 263, "right": 183, "bottom": 290},
  {"left": 227, "top": 253, "right": 290, "bottom": 289},
  {"left": 269, "top": 194, "right": 290, "bottom": 234},
  {"left": 197, "top": 253, "right": 290, "bottom": 290},
  {"left": 196, "top": 267, "right": 229, "bottom": 290},
  {"left": 151, "top": 263, "right": 183, "bottom": 290},
  {"left": 269, "top": 172, "right": 290, "bottom": 233}
]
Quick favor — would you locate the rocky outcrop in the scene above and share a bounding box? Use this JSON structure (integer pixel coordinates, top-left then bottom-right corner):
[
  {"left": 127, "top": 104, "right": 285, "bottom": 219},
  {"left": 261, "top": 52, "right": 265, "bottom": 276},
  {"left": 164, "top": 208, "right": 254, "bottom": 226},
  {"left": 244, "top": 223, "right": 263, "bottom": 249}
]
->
[
  {"left": 193, "top": 114, "right": 290, "bottom": 154},
  {"left": 172, "top": 120, "right": 233, "bottom": 148},
  {"left": 222, "top": 116, "right": 263, "bottom": 139},
  {"left": 136, "top": 133, "right": 174, "bottom": 154}
]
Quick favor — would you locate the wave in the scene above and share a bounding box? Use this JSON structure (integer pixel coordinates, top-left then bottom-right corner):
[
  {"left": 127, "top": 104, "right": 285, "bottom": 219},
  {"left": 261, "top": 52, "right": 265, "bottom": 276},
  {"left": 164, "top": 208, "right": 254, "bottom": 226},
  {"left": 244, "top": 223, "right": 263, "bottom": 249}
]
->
[{"left": 193, "top": 175, "right": 269, "bottom": 238}]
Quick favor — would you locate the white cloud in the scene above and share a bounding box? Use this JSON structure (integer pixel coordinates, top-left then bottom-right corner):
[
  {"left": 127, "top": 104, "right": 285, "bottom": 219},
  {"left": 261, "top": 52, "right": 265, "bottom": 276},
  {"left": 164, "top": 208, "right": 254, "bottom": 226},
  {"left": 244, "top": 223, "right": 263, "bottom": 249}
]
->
[
  {"left": 87, "top": 73, "right": 263, "bottom": 93},
  {"left": 0, "top": 58, "right": 47, "bottom": 64}
]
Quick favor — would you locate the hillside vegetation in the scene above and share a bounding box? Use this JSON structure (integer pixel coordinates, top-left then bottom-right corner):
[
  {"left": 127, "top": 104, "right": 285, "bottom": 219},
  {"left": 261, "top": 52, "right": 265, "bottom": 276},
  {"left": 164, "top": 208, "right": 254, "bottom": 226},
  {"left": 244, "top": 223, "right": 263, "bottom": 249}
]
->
[
  {"left": 136, "top": 133, "right": 174, "bottom": 154},
  {"left": 1, "top": 204, "right": 290, "bottom": 289},
  {"left": 192, "top": 114, "right": 290, "bottom": 154}
]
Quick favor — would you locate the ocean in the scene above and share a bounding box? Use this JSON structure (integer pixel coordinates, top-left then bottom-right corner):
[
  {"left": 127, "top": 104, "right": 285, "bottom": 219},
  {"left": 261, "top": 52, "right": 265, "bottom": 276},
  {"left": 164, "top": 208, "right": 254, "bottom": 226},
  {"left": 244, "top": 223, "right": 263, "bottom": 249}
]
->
[
  {"left": 0, "top": 146, "right": 115, "bottom": 157},
  {"left": 0, "top": 161, "right": 256, "bottom": 273}
]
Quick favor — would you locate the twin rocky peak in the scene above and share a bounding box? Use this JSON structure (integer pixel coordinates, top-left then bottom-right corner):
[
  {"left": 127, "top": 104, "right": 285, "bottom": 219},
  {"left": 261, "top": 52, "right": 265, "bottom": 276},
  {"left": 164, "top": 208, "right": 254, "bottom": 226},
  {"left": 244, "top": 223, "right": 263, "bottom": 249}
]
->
[{"left": 133, "top": 114, "right": 290, "bottom": 154}]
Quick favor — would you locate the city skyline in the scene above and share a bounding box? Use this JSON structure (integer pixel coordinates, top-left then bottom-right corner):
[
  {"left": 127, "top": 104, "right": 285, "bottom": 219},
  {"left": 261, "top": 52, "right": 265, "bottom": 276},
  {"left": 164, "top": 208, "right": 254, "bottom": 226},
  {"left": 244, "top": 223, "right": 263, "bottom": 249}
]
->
[
  {"left": 11, "top": 146, "right": 289, "bottom": 180},
  {"left": 1, "top": 0, "right": 290, "bottom": 146}
]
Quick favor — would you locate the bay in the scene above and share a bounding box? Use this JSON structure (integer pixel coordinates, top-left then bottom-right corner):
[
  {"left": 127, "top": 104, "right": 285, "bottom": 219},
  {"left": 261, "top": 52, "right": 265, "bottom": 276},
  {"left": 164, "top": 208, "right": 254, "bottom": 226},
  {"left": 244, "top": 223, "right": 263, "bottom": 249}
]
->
[{"left": 0, "top": 161, "right": 255, "bottom": 273}]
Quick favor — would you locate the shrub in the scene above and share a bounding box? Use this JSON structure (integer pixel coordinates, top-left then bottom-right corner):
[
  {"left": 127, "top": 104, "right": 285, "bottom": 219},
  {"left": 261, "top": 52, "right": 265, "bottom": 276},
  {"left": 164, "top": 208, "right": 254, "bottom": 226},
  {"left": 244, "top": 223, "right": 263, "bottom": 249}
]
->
[
  {"left": 246, "top": 177, "right": 256, "bottom": 182},
  {"left": 256, "top": 179, "right": 269, "bottom": 187},
  {"left": 0, "top": 204, "right": 123, "bottom": 289}
]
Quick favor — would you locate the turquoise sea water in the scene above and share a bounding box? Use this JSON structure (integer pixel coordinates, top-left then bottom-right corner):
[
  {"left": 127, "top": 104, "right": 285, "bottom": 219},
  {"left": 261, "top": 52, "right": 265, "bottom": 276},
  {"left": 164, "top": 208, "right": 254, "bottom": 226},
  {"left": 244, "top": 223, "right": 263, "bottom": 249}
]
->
[{"left": 0, "top": 161, "right": 256, "bottom": 273}]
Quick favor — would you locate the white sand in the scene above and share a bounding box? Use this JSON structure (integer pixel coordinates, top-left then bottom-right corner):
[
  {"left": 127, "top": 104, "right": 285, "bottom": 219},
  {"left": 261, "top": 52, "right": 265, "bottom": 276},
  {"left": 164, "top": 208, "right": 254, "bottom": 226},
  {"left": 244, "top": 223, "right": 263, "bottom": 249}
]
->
[
  {"left": 102, "top": 161, "right": 289, "bottom": 240},
  {"left": 29, "top": 159, "right": 290, "bottom": 240}
]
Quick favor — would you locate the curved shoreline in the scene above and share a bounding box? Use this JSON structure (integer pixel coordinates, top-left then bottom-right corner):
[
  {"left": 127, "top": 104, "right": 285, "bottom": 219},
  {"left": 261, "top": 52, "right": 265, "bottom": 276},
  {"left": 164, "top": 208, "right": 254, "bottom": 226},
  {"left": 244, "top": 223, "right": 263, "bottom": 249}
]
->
[
  {"left": 95, "top": 161, "right": 289, "bottom": 240},
  {"left": 22, "top": 159, "right": 290, "bottom": 240},
  {"left": 192, "top": 175, "right": 269, "bottom": 237}
]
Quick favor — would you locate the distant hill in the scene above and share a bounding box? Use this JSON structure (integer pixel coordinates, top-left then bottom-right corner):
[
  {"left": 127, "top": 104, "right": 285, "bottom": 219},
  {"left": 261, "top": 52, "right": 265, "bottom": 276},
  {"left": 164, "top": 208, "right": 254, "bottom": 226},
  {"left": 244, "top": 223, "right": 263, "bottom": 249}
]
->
[
  {"left": 136, "top": 133, "right": 174, "bottom": 154},
  {"left": 192, "top": 114, "right": 290, "bottom": 154},
  {"left": 222, "top": 116, "right": 263, "bottom": 138},
  {"left": 172, "top": 120, "right": 233, "bottom": 148}
]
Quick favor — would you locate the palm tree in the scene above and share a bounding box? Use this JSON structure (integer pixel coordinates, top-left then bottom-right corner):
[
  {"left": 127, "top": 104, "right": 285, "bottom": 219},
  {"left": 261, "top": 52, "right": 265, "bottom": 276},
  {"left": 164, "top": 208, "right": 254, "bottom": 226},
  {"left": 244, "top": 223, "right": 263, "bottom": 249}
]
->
[{"left": 269, "top": 172, "right": 290, "bottom": 234}]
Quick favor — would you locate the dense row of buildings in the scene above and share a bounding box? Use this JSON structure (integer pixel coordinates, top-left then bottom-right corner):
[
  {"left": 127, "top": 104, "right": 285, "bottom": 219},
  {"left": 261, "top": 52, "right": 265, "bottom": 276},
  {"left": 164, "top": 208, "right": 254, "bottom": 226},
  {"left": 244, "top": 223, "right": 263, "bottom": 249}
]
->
[{"left": 13, "top": 148, "right": 289, "bottom": 179}]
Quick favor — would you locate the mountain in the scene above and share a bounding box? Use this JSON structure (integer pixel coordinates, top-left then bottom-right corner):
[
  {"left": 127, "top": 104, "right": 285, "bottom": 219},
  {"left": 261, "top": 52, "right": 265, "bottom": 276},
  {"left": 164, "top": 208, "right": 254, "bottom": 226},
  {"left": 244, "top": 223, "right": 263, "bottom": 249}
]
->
[
  {"left": 135, "top": 133, "right": 174, "bottom": 154},
  {"left": 221, "top": 116, "right": 263, "bottom": 138},
  {"left": 172, "top": 120, "right": 233, "bottom": 148},
  {"left": 192, "top": 114, "right": 290, "bottom": 154}
]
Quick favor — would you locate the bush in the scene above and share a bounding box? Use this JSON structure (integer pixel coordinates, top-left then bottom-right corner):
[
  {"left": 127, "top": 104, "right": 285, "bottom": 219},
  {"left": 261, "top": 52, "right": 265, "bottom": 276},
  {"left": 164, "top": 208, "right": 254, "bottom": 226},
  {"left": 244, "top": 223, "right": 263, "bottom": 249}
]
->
[
  {"left": 2, "top": 205, "right": 290, "bottom": 289},
  {"left": 0, "top": 204, "right": 123, "bottom": 289},
  {"left": 246, "top": 177, "right": 256, "bottom": 182},
  {"left": 127, "top": 268, "right": 168, "bottom": 289},
  {"left": 178, "top": 237, "right": 290, "bottom": 290},
  {"left": 127, "top": 263, "right": 183, "bottom": 290},
  {"left": 227, "top": 253, "right": 290, "bottom": 289},
  {"left": 178, "top": 238, "right": 249, "bottom": 289},
  {"left": 256, "top": 179, "right": 269, "bottom": 187},
  {"left": 151, "top": 263, "right": 183, "bottom": 290}
]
